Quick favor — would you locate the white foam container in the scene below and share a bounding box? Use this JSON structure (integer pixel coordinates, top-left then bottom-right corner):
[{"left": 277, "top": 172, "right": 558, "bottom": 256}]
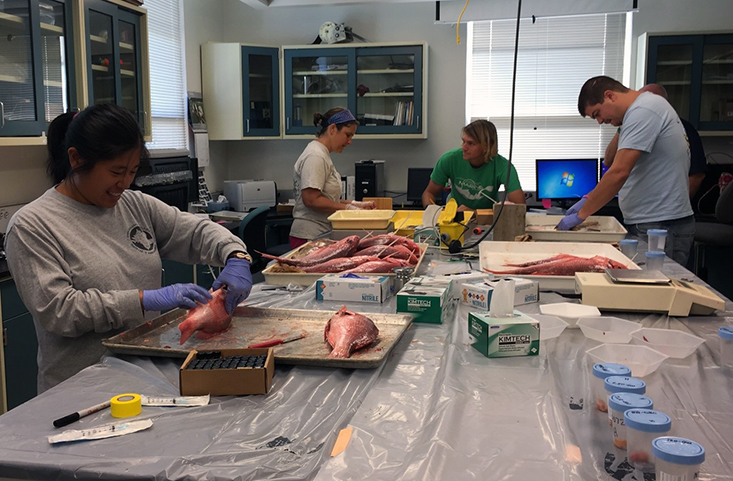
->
[
  {"left": 525, "top": 214, "right": 628, "bottom": 242},
  {"left": 630, "top": 328, "right": 705, "bottom": 359},
  {"left": 577, "top": 316, "right": 641, "bottom": 343},
  {"left": 479, "top": 241, "right": 640, "bottom": 291},
  {"left": 587, "top": 343, "right": 669, "bottom": 377}
]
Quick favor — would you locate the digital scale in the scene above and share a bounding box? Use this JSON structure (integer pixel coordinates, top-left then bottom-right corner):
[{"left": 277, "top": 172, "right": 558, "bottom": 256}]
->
[{"left": 575, "top": 269, "right": 726, "bottom": 316}]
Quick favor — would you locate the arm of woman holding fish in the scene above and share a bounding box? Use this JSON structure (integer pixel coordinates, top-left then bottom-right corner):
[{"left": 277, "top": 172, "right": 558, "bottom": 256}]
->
[
  {"left": 290, "top": 108, "right": 375, "bottom": 248},
  {"left": 3, "top": 104, "right": 252, "bottom": 392}
]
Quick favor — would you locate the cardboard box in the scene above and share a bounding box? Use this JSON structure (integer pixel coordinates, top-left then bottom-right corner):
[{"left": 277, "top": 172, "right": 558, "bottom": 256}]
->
[
  {"left": 443, "top": 271, "right": 494, "bottom": 300},
  {"left": 396, "top": 276, "right": 454, "bottom": 324},
  {"left": 316, "top": 274, "right": 391, "bottom": 303},
  {"left": 179, "top": 348, "right": 274, "bottom": 396},
  {"left": 276, "top": 203, "right": 294, "bottom": 214},
  {"left": 459, "top": 277, "right": 539, "bottom": 310},
  {"left": 469, "top": 310, "right": 540, "bottom": 358}
]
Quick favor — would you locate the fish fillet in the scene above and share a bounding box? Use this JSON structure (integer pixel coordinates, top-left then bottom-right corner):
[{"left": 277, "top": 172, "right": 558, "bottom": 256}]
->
[
  {"left": 178, "top": 288, "right": 233, "bottom": 344},
  {"left": 324, "top": 306, "right": 379, "bottom": 358}
]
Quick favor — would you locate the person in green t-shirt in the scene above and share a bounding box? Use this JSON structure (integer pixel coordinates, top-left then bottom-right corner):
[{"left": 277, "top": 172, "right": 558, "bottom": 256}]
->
[{"left": 421, "top": 119, "right": 525, "bottom": 211}]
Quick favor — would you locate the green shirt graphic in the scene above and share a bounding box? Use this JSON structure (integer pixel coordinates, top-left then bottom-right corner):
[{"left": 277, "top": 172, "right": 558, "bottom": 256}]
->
[{"left": 430, "top": 148, "right": 521, "bottom": 209}]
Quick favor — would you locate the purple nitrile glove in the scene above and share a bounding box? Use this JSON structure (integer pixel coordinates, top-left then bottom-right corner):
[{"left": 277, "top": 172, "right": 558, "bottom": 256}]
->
[
  {"left": 566, "top": 196, "right": 588, "bottom": 216},
  {"left": 142, "top": 284, "right": 212, "bottom": 312},
  {"left": 556, "top": 213, "right": 584, "bottom": 231},
  {"left": 212, "top": 258, "right": 253, "bottom": 314}
]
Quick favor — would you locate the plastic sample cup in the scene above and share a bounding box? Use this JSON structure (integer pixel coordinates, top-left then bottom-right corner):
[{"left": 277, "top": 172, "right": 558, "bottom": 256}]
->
[
  {"left": 609, "top": 392, "right": 653, "bottom": 450},
  {"left": 645, "top": 251, "right": 665, "bottom": 271},
  {"left": 719, "top": 326, "right": 733, "bottom": 368},
  {"left": 647, "top": 229, "right": 667, "bottom": 252},
  {"left": 592, "top": 363, "right": 631, "bottom": 412},
  {"left": 619, "top": 239, "right": 638, "bottom": 260},
  {"left": 624, "top": 409, "right": 672, "bottom": 472},
  {"left": 605, "top": 376, "right": 646, "bottom": 425},
  {"left": 652, "top": 437, "right": 705, "bottom": 481}
]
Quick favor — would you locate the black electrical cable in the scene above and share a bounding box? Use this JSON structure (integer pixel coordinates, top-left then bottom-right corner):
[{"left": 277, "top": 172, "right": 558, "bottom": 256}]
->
[{"left": 456, "top": 0, "right": 523, "bottom": 253}]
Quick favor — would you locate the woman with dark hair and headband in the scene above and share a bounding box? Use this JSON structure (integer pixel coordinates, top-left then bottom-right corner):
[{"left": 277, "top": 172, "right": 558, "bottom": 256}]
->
[
  {"left": 4, "top": 104, "right": 253, "bottom": 393},
  {"left": 289, "top": 107, "right": 375, "bottom": 249}
]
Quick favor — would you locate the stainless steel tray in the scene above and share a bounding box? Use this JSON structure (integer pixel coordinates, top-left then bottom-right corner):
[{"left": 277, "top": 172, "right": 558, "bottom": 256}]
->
[{"left": 103, "top": 306, "right": 413, "bottom": 369}]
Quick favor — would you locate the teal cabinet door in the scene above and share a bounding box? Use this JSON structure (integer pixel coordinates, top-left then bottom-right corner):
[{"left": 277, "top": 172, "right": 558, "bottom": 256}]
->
[{"left": 3, "top": 312, "right": 38, "bottom": 410}]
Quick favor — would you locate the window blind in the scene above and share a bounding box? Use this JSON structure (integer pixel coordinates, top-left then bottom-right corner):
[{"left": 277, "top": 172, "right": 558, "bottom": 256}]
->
[
  {"left": 467, "top": 13, "right": 629, "bottom": 191},
  {"left": 145, "top": 0, "right": 188, "bottom": 152}
]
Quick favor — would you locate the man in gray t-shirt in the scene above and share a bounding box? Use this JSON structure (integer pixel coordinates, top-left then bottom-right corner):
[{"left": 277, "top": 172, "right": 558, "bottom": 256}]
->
[{"left": 558, "top": 76, "right": 694, "bottom": 265}]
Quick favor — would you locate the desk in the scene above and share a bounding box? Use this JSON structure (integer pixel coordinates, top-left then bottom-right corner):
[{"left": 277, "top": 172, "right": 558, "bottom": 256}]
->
[{"left": 0, "top": 249, "right": 731, "bottom": 480}]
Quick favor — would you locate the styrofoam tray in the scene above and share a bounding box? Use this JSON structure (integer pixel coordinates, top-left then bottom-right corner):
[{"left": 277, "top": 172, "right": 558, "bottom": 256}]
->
[
  {"left": 263, "top": 242, "right": 429, "bottom": 287},
  {"left": 525, "top": 215, "right": 628, "bottom": 242},
  {"left": 328, "top": 210, "right": 396, "bottom": 230},
  {"left": 479, "top": 241, "right": 641, "bottom": 291}
]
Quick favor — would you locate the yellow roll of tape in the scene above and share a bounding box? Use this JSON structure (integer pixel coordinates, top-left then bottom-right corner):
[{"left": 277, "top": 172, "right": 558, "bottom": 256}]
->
[{"left": 110, "top": 393, "right": 142, "bottom": 418}]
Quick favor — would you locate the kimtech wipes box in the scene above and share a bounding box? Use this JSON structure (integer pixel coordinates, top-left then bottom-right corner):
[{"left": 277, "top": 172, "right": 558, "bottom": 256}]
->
[
  {"left": 316, "top": 274, "right": 391, "bottom": 303},
  {"left": 396, "top": 276, "right": 454, "bottom": 324},
  {"left": 469, "top": 310, "right": 540, "bottom": 358},
  {"left": 459, "top": 277, "right": 539, "bottom": 310}
]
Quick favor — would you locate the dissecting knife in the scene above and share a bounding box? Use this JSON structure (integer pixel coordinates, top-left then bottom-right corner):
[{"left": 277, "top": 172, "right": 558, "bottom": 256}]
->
[{"left": 247, "top": 332, "right": 306, "bottom": 349}]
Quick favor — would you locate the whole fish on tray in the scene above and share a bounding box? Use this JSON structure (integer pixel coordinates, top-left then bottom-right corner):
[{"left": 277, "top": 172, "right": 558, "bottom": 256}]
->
[
  {"left": 260, "top": 235, "right": 360, "bottom": 267},
  {"left": 178, "top": 288, "right": 232, "bottom": 344},
  {"left": 353, "top": 244, "right": 420, "bottom": 264},
  {"left": 357, "top": 233, "right": 421, "bottom": 253},
  {"left": 324, "top": 306, "right": 379, "bottom": 358},
  {"left": 485, "top": 254, "right": 627, "bottom": 276}
]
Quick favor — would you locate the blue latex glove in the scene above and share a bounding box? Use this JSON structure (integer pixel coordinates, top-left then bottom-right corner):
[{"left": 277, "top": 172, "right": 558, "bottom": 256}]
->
[
  {"left": 212, "top": 258, "right": 253, "bottom": 314},
  {"left": 566, "top": 196, "right": 588, "bottom": 216},
  {"left": 142, "top": 284, "right": 212, "bottom": 312},
  {"left": 556, "top": 213, "right": 584, "bottom": 231}
]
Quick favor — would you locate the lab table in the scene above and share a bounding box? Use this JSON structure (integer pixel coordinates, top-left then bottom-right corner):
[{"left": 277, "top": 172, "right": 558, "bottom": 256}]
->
[{"left": 0, "top": 249, "right": 731, "bottom": 481}]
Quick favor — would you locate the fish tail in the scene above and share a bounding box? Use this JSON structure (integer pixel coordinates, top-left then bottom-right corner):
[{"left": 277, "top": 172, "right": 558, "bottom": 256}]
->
[{"left": 179, "top": 321, "right": 195, "bottom": 345}]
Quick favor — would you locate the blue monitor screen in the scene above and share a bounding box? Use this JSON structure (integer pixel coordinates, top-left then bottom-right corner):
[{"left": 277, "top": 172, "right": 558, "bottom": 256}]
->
[
  {"left": 600, "top": 161, "right": 610, "bottom": 179},
  {"left": 536, "top": 159, "right": 599, "bottom": 200}
]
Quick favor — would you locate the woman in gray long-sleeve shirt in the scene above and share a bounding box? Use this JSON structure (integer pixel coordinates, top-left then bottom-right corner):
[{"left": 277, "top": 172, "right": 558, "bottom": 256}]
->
[{"left": 4, "top": 104, "right": 253, "bottom": 393}]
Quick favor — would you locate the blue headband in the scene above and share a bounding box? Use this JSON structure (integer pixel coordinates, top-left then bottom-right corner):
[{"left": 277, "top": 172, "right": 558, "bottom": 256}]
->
[{"left": 327, "top": 110, "right": 357, "bottom": 126}]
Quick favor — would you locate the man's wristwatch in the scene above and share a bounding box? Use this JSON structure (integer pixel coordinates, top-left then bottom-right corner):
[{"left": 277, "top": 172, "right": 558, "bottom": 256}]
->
[{"left": 227, "top": 251, "right": 252, "bottom": 262}]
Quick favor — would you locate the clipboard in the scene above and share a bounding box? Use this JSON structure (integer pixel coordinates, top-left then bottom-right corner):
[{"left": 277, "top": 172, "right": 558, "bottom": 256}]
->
[{"left": 604, "top": 268, "right": 671, "bottom": 285}]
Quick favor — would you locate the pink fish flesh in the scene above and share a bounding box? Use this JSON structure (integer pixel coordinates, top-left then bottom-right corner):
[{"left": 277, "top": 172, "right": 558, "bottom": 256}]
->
[
  {"left": 341, "top": 257, "right": 411, "bottom": 273},
  {"left": 178, "top": 288, "right": 233, "bottom": 344},
  {"left": 484, "top": 255, "right": 628, "bottom": 276},
  {"left": 354, "top": 244, "right": 419, "bottom": 264},
  {"left": 324, "top": 306, "right": 379, "bottom": 358},
  {"left": 260, "top": 235, "right": 360, "bottom": 267},
  {"left": 300, "top": 255, "right": 381, "bottom": 273}
]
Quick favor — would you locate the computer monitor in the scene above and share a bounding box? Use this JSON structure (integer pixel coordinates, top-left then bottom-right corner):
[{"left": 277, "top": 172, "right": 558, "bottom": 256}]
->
[
  {"left": 535, "top": 159, "right": 599, "bottom": 205},
  {"left": 600, "top": 160, "right": 609, "bottom": 179},
  {"left": 406, "top": 167, "right": 433, "bottom": 204}
]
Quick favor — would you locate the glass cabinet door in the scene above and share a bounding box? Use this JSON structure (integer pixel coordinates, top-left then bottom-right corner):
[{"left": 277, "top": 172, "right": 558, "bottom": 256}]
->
[
  {"left": 242, "top": 46, "right": 279, "bottom": 137},
  {"left": 650, "top": 41, "right": 698, "bottom": 123},
  {"left": 0, "top": 0, "right": 72, "bottom": 136},
  {"left": 86, "top": 5, "right": 115, "bottom": 106},
  {"left": 701, "top": 36, "right": 733, "bottom": 127},
  {"left": 284, "top": 48, "right": 355, "bottom": 135},
  {"left": 355, "top": 45, "right": 423, "bottom": 134}
]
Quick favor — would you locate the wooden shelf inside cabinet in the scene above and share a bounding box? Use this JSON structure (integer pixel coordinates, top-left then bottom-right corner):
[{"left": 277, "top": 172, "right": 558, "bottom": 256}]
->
[
  {"left": 0, "top": 74, "right": 27, "bottom": 84},
  {"left": 119, "top": 41, "right": 134, "bottom": 52},
  {"left": 0, "top": 11, "right": 27, "bottom": 34},
  {"left": 90, "top": 34, "right": 108, "bottom": 44},
  {"left": 703, "top": 59, "right": 733, "bottom": 64},
  {"left": 120, "top": 69, "right": 135, "bottom": 77},
  {"left": 702, "top": 80, "right": 733, "bottom": 85},
  {"left": 91, "top": 65, "right": 110, "bottom": 72},
  {"left": 660, "top": 80, "right": 691, "bottom": 86},
  {"left": 43, "top": 80, "right": 63, "bottom": 88},
  {"left": 657, "top": 60, "right": 693, "bottom": 66},
  {"left": 40, "top": 22, "right": 63, "bottom": 35},
  {"left": 293, "top": 93, "right": 347, "bottom": 99},
  {"left": 292, "top": 70, "right": 347, "bottom": 76},
  {"left": 361, "top": 92, "right": 414, "bottom": 98},
  {"left": 358, "top": 69, "right": 415, "bottom": 75}
]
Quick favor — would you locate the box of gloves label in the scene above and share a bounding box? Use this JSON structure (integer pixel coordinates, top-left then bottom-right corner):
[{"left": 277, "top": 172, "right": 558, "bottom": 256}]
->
[
  {"left": 459, "top": 277, "right": 539, "bottom": 310},
  {"left": 316, "top": 274, "right": 391, "bottom": 303},
  {"left": 396, "top": 276, "right": 454, "bottom": 324},
  {"left": 469, "top": 310, "right": 540, "bottom": 358}
]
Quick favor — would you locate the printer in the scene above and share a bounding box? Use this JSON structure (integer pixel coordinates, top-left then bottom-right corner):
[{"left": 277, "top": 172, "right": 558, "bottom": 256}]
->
[{"left": 223, "top": 180, "right": 277, "bottom": 211}]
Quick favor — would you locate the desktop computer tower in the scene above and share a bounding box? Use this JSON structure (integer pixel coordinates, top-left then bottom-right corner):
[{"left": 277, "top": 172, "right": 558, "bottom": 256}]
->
[{"left": 355, "top": 160, "right": 385, "bottom": 200}]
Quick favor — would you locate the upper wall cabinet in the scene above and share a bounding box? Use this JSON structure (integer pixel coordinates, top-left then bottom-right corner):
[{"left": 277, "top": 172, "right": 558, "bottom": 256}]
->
[
  {"left": 83, "top": 0, "right": 150, "bottom": 138},
  {"left": 0, "top": 0, "right": 77, "bottom": 140},
  {"left": 283, "top": 43, "right": 427, "bottom": 139},
  {"left": 202, "top": 42, "right": 281, "bottom": 140},
  {"left": 642, "top": 33, "right": 733, "bottom": 133}
]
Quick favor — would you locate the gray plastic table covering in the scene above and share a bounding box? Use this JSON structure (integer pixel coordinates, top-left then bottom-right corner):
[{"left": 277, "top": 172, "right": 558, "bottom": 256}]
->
[{"left": 0, "top": 248, "right": 731, "bottom": 481}]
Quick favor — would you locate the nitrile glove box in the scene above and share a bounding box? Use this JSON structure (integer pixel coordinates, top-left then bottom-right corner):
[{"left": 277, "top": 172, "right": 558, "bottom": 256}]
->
[
  {"left": 459, "top": 277, "right": 539, "bottom": 310},
  {"left": 445, "top": 271, "right": 494, "bottom": 300},
  {"left": 469, "top": 310, "right": 540, "bottom": 358},
  {"left": 396, "top": 276, "right": 454, "bottom": 324},
  {"left": 316, "top": 274, "right": 391, "bottom": 303}
]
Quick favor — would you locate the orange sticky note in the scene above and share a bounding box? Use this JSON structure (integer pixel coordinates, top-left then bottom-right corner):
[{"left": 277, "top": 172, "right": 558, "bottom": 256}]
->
[{"left": 330, "top": 427, "right": 353, "bottom": 457}]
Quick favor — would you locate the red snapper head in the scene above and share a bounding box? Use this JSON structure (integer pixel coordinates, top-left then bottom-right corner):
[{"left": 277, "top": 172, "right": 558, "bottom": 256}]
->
[{"left": 342, "top": 235, "right": 361, "bottom": 249}]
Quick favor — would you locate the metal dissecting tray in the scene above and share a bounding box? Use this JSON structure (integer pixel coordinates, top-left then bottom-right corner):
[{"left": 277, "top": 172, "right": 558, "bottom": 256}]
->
[
  {"left": 262, "top": 242, "right": 429, "bottom": 287},
  {"left": 524, "top": 215, "right": 628, "bottom": 243},
  {"left": 102, "top": 306, "right": 414, "bottom": 369}
]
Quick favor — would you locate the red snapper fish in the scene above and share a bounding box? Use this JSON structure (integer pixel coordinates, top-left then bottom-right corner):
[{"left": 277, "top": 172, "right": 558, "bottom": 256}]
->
[
  {"left": 357, "top": 233, "right": 421, "bottom": 253},
  {"left": 341, "top": 257, "right": 411, "bottom": 274},
  {"left": 324, "top": 306, "right": 380, "bottom": 358},
  {"left": 299, "top": 255, "right": 380, "bottom": 273},
  {"left": 260, "top": 235, "right": 360, "bottom": 267},
  {"left": 353, "top": 244, "right": 419, "bottom": 264},
  {"left": 178, "top": 288, "right": 233, "bottom": 344},
  {"left": 484, "top": 254, "right": 628, "bottom": 276}
]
